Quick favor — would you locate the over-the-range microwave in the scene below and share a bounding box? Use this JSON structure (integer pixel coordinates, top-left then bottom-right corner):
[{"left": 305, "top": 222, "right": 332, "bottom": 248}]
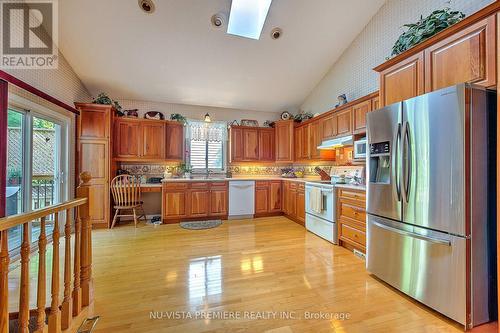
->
[{"left": 353, "top": 138, "right": 367, "bottom": 159}]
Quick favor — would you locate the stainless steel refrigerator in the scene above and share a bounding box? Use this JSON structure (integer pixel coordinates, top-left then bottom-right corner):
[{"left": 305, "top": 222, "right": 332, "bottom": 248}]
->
[{"left": 366, "top": 83, "right": 496, "bottom": 329}]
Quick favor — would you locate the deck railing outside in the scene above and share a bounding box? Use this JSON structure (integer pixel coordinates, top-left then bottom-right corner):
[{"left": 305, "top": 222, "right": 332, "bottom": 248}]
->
[{"left": 0, "top": 172, "right": 94, "bottom": 333}]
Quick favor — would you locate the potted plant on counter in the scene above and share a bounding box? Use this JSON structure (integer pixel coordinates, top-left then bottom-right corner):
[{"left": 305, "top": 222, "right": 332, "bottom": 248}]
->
[{"left": 178, "top": 163, "right": 193, "bottom": 178}]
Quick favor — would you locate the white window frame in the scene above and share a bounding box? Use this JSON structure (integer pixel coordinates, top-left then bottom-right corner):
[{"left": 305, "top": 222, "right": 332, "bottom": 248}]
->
[
  {"left": 187, "top": 121, "right": 227, "bottom": 174},
  {"left": 7, "top": 94, "right": 74, "bottom": 255}
]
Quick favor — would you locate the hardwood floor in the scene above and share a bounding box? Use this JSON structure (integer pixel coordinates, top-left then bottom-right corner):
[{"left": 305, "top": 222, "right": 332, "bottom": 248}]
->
[{"left": 86, "top": 216, "right": 464, "bottom": 333}]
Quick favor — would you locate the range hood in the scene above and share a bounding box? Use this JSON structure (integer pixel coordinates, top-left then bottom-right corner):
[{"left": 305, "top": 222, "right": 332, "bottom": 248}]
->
[{"left": 317, "top": 135, "right": 353, "bottom": 150}]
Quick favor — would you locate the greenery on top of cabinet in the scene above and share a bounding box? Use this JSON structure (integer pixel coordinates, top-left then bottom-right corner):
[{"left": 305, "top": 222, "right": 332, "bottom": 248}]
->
[{"left": 390, "top": 8, "right": 465, "bottom": 58}]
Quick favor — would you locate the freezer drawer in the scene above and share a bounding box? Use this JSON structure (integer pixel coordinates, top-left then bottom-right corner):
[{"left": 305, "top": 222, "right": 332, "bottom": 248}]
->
[
  {"left": 305, "top": 213, "right": 336, "bottom": 244},
  {"left": 366, "top": 214, "right": 467, "bottom": 325}
]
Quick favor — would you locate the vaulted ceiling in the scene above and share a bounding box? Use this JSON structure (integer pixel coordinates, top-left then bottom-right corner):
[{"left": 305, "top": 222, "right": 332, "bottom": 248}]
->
[{"left": 59, "top": 0, "right": 385, "bottom": 112}]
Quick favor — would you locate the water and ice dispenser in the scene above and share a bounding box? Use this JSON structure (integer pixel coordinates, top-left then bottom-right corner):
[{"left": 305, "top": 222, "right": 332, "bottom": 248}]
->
[{"left": 368, "top": 141, "right": 391, "bottom": 184}]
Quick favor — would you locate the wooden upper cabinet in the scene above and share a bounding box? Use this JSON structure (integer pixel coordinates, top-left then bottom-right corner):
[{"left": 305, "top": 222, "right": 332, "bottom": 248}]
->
[
  {"left": 142, "top": 122, "right": 165, "bottom": 159},
  {"left": 165, "top": 122, "right": 184, "bottom": 160},
  {"left": 322, "top": 114, "right": 337, "bottom": 139},
  {"left": 243, "top": 128, "right": 259, "bottom": 160},
  {"left": 294, "top": 126, "right": 303, "bottom": 161},
  {"left": 275, "top": 120, "right": 294, "bottom": 163},
  {"left": 230, "top": 127, "right": 244, "bottom": 162},
  {"left": 114, "top": 119, "right": 141, "bottom": 158},
  {"left": 77, "top": 104, "right": 112, "bottom": 139},
  {"left": 336, "top": 108, "right": 352, "bottom": 137},
  {"left": 424, "top": 15, "right": 496, "bottom": 92},
  {"left": 300, "top": 125, "right": 310, "bottom": 159},
  {"left": 372, "top": 96, "right": 380, "bottom": 111},
  {"left": 258, "top": 129, "right": 275, "bottom": 161},
  {"left": 352, "top": 100, "right": 372, "bottom": 134},
  {"left": 309, "top": 121, "right": 322, "bottom": 159},
  {"left": 380, "top": 51, "right": 424, "bottom": 106}
]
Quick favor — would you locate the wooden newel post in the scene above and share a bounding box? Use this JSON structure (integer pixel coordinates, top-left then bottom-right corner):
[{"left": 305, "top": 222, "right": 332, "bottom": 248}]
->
[
  {"left": 0, "top": 230, "right": 10, "bottom": 333},
  {"left": 77, "top": 172, "right": 93, "bottom": 307}
]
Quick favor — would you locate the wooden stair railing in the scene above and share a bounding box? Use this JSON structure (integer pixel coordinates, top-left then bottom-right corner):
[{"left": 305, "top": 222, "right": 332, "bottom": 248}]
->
[{"left": 0, "top": 172, "right": 94, "bottom": 333}]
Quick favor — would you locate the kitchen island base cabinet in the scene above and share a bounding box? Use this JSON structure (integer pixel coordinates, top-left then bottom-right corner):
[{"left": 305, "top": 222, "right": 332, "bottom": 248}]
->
[
  {"left": 337, "top": 188, "right": 366, "bottom": 253},
  {"left": 162, "top": 182, "right": 228, "bottom": 223}
]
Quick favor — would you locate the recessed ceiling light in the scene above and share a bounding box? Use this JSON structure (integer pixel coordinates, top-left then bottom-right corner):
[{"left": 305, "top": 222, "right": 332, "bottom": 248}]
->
[
  {"left": 138, "top": 0, "right": 155, "bottom": 14},
  {"left": 211, "top": 13, "right": 226, "bottom": 28},
  {"left": 270, "top": 28, "right": 282, "bottom": 39},
  {"left": 227, "top": 0, "right": 273, "bottom": 40}
]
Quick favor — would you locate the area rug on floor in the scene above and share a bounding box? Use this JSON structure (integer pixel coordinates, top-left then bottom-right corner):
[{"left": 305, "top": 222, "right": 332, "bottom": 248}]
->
[{"left": 180, "top": 220, "right": 222, "bottom": 230}]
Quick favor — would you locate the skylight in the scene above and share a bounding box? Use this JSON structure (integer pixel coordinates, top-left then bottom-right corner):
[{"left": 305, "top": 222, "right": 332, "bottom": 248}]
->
[{"left": 227, "top": 0, "right": 273, "bottom": 40}]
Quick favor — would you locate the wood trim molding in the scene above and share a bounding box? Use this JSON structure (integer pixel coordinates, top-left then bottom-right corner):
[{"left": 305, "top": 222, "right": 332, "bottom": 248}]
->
[
  {"left": 0, "top": 70, "right": 79, "bottom": 114},
  {"left": 374, "top": 1, "right": 500, "bottom": 73},
  {"left": 297, "top": 91, "right": 379, "bottom": 128},
  {"left": 0, "top": 80, "right": 7, "bottom": 217}
]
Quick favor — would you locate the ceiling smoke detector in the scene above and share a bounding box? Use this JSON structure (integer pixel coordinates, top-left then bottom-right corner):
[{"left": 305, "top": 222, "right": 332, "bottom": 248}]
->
[
  {"left": 211, "top": 13, "right": 225, "bottom": 28},
  {"left": 139, "top": 0, "right": 155, "bottom": 14},
  {"left": 271, "top": 28, "right": 282, "bottom": 40}
]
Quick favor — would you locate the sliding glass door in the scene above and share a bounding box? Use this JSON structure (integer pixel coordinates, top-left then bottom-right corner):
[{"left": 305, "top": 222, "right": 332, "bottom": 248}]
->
[
  {"left": 6, "top": 109, "right": 25, "bottom": 250},
  {"left": 5, "top": 105, "right": 68, "bottom": 251}
]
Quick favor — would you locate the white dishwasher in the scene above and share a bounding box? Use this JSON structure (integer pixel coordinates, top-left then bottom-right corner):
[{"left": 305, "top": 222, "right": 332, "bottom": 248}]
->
[{"left": 228, "top": 180, "right": 255, "bottom": 219}]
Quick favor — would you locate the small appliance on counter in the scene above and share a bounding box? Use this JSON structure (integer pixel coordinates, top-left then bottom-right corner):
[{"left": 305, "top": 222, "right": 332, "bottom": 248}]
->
[
  {"left": 116, "top": 169, "right": 130, "bottom": 176},
  {"left": 147, "top": 177, "right": 162, "bottom": 184}
]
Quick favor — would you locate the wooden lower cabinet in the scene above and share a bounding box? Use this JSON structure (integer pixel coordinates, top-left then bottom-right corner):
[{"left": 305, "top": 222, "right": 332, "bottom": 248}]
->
[
  {"left": 282, "top": 180, "right": 304, "bottom": 225},
  {"left": 295, "top": 183, "right": 305, "bottom": 225},
  {"left": 163, "top": 191, "right": 188, "bottom": 219},
  {"left": 188, "top": 186, "right": 210, "bottom": 217},
  {"left": 337, "top": 188, "right": 366, "bottom": 253},
  {"left": 210, "top": 184, "right": 228, "bottom": 216},
  {"left": 162, "top": 182, "right": 228, "bottom": 222},
  {"left": 255, "top": 181, "right": 282, "bottom": 216}
]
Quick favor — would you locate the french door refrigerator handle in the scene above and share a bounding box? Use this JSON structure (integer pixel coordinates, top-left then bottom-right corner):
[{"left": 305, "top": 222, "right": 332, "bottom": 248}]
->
[
  {"left": 403, "top": 121, "right": 412, "bottom": 202},
  {"left": 372, "top": 221, "right": 451, "bottom": 246},
  {"left": 392, "top": 123, "right": 402, "bottom": 201}
]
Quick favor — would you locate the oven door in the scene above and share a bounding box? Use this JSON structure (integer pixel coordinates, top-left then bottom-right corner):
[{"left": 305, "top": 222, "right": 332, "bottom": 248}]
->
[{"left": 305, "top": 184, "right": 334, "bottom": 221}]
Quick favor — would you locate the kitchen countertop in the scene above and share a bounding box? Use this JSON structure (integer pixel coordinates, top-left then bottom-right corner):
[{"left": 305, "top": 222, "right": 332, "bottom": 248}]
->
[
  {"left": 334, "top": 183, "right": 366, "bottom": 191},
  {"left": 159, "top": 176, "right": 366, "bottom": 190},
  {"left": 160, "top": 176, "right": 323, "bottom": 183}
]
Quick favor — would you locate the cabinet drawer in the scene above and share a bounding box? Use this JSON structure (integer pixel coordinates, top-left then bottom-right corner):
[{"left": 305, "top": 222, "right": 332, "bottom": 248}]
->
[
  {"left": 210, "top": 181, "right": 227, "bottom": 188},
  {"left": 340, "top": 224, "right": 366, "bottom": 247},
  {"left": 141, "top": 186, "right": 161, "bottom": 193},
  {"left": 338, "top": 189, "right": 366, "bottom": 202},
  {"left": 339, "top": 202, "right": 366, "bottom": 223},
  {"left": 255, "top": 181, "right": 269, "bottom": 188},
  {"left": 164, "top": 182, "right": 189, "bottom": 190},
  {"left": 191, "top": 182, "right": 210, "bottom": 189}
]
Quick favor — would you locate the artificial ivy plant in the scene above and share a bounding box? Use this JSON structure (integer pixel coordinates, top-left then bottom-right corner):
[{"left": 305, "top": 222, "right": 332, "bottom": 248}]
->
[
  {"left": 390, "top": 7, "right": 465, "bottom": 57},
  {"left": 92, "top": 92, "right": 123, "bottom": 112}
]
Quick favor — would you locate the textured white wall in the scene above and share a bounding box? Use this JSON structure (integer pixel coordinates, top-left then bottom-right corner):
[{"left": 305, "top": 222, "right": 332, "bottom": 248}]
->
[
  {"left": 118, "top": 99, "right": 281, "bottom": 126},
  {"left": 300, "top": 0, "right": 495, "bottom": 114}
]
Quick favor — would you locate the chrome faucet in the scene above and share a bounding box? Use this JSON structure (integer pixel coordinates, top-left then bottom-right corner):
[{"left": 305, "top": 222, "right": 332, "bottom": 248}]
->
[{"left": 206, "top": 169, "right": 213, "bottom": 179}]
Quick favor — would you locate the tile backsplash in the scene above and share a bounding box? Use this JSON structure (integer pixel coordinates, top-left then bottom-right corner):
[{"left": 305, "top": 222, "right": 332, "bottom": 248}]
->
[{"left": 119, "top": 163, "right": 338, "bottom": 180}]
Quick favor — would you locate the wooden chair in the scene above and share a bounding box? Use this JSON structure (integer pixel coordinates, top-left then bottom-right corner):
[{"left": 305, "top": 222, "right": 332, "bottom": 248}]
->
[{"left": 110, "top": 175, "right": 147, "bottom": 228}]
